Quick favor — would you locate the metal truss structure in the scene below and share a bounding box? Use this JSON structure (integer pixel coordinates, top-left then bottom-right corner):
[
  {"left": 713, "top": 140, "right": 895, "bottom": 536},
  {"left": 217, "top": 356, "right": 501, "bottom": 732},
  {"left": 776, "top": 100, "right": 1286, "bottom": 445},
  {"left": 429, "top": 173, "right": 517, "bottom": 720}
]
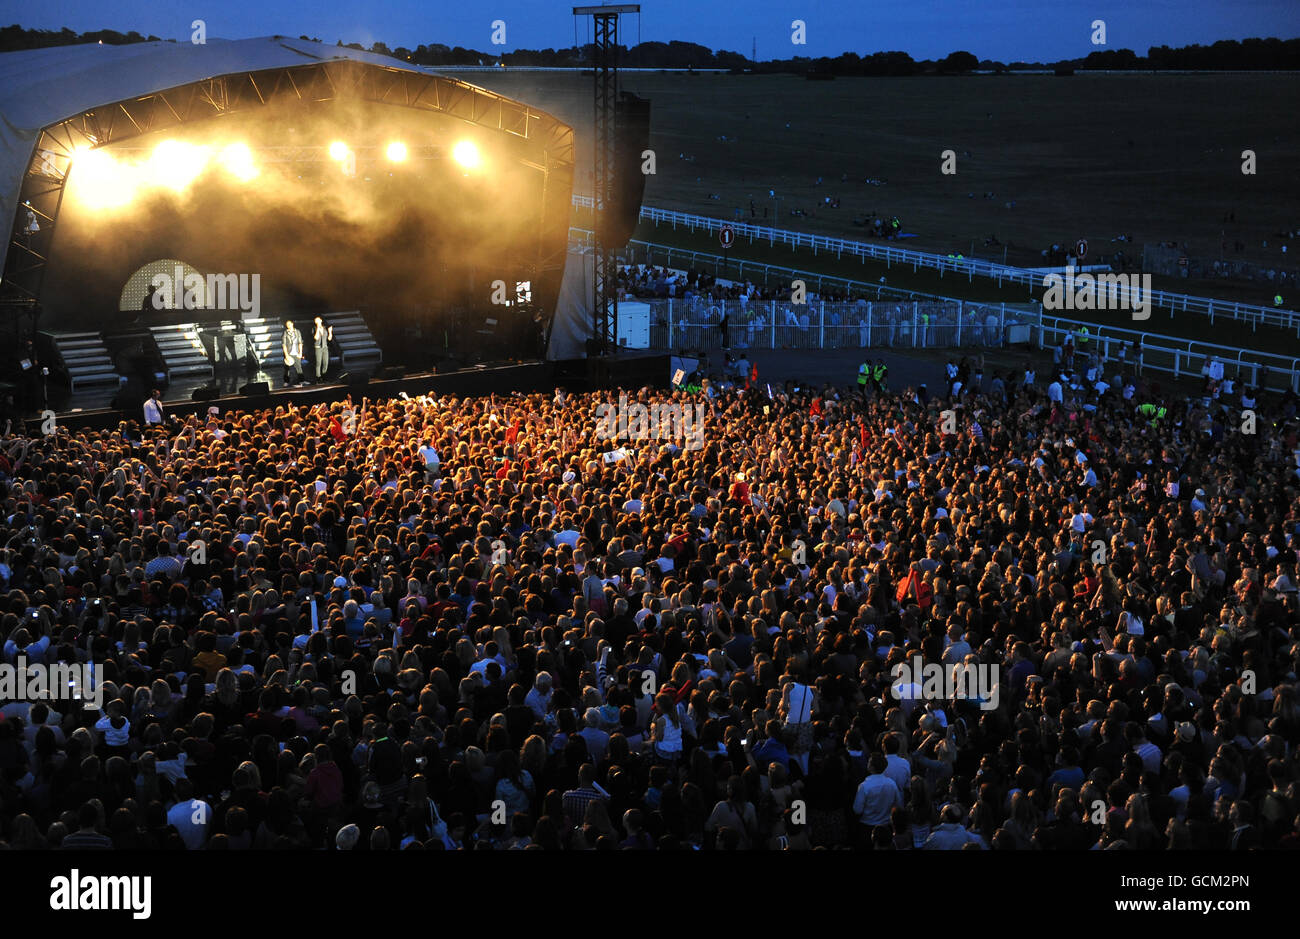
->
[
  {"left": 103, "top": 144, "right": 446, "bottom": 164},
  {"left": 574, "top": 4, "right": 639, "bottom": 356}
]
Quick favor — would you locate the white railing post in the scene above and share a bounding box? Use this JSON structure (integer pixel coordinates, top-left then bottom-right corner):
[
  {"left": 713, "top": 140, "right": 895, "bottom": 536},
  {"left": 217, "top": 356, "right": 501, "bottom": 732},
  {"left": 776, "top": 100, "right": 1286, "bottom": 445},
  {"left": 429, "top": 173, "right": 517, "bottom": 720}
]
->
[
  {"left": 668, "top": 298, "right": 674, "bottom": 346},
  {"left": 956, "top": 301, "right": 962, "bottom": 346},
  {"left": 868, "top": 302, "right": 873, "bottom": 349},
  {"left": 819, "top": 300, "right": 825, "bottom": 349}
]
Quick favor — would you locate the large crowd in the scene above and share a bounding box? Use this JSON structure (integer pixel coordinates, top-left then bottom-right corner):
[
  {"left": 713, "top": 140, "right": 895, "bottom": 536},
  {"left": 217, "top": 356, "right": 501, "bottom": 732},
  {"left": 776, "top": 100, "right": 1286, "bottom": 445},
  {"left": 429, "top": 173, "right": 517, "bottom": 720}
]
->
[{"left": 0, "top": 359, "right": 1298, "bottom": 851}]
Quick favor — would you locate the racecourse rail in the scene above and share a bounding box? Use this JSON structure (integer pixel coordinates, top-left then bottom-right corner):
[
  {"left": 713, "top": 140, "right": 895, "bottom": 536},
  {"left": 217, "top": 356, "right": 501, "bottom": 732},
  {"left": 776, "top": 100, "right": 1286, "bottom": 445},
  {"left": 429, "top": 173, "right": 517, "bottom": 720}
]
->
[
  {"left": 567, "top": 228, "right": 1300, "bottom": 395},
  {"left": 571, "top": 195, "right": 1300, "bottom": 334}
]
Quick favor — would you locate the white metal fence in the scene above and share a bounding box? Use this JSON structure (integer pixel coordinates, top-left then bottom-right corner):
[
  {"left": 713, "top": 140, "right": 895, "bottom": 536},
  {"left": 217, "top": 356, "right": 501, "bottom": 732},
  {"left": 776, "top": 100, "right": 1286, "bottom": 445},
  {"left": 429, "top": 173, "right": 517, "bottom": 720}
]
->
[
  {"left": 571, "top": 195, "right": 1300, "bottom": 333},
  {"left": 1035, "top": 315, "right": 1300, "bottom": 394},
  {"left": 572, "top": 228, "right": 974, "bottom": 307},
  {"left": 638, "top": 297, "right": 1299, "bottom": 394},
  {"left": 602, "top": 261, "right": 1300, "bottom": 395},
  {"left": 648, "top": 298, "right": 1018, "bottom": 353}
]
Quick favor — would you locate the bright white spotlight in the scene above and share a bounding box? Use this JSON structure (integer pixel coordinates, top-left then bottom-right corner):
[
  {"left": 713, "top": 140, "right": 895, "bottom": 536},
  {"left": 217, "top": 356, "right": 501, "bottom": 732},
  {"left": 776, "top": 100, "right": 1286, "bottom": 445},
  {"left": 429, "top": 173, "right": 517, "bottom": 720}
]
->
[
  {"left": 149, "top": 140, "right": 210, "bottom": 192},
  {"left": 386, "top": 141, "right": 408, "bottom": 163},
  {"left": 219, "top": 142, "right": 258, "bottom": 181},
  {"left": 69, "top": 145, "right": 101, "bottom": 169},
  {"left": 452, "top": 139, "right": 481, "bottom": 170},
  {"left": 68, "top": 146, "right": 138, "bottom": 210},
  {"left": 328, "top": 141, "right": 350, "bottom": 161}
]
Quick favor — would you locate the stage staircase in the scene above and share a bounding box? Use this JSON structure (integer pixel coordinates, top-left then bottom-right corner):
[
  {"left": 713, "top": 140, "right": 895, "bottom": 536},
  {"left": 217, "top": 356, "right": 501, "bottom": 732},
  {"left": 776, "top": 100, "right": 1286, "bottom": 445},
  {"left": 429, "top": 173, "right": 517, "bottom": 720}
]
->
[
  {"left": 42, "top": 332, "right": 119, "bottom": 392},
  {"left": 148, "top": 324, "right": 213, "bottom": 381},
  {"left": 326, "top": 311, "right": 383, "bottom": 369},
  {"left": 241, "top": 315, "right": 284, "bottom": 372}
]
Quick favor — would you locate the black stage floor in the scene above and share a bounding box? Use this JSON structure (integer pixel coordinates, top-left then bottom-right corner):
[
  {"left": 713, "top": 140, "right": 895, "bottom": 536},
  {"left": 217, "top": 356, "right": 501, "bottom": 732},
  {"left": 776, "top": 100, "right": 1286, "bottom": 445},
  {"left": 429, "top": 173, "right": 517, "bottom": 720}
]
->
[{"left": 48, "top": 363, "right": 381, "bottom": 417}]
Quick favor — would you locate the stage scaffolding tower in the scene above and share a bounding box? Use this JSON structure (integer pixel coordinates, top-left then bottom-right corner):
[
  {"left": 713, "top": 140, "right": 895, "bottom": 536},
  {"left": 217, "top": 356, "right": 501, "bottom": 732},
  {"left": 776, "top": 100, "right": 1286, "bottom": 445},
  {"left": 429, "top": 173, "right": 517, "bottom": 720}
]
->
[{"left": 573, "top": 4, "right": 639, "bottom": 356}]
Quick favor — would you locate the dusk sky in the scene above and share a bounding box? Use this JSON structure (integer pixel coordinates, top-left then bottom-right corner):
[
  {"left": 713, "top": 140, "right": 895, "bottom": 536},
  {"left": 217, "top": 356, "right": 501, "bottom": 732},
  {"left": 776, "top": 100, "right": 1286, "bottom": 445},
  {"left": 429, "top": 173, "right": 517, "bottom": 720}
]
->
[{"left": 5, "top": 0, "right": 1299, "bottom": 62}]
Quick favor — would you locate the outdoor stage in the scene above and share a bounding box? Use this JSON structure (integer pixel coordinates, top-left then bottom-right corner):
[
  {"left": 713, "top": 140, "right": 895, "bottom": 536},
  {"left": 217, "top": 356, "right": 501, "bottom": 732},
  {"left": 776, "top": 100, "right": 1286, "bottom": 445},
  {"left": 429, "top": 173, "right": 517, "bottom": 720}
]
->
[
  {"left": 1, "top": 38, "right": 577, "bottom": 403},
  {"left": 0, "top": 36, "right": 665, "bottom": 431}
]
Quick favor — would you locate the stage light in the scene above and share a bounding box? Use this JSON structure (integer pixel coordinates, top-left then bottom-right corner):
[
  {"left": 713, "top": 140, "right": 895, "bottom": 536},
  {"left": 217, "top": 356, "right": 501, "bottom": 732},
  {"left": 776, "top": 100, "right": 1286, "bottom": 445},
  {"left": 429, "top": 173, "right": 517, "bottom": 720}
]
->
[
  {"left": 68, "top": 146, "right": 138, "bottom": 210},
  {"left": 149, "top": 139, "right": 210, "bottom": 192},
  {"left": 328, "top": 141, "right": 350, "bottom": 161},
  {"left": 386, "top": 141, "right": 408, "bottom": 162},
  {"left": 219, "top": 142, "right": 258, "bottom": 181},
  {"left": 452, "top": 139, "right": 481, "bottom": 170},
  {"left": 69, "top": 144, "right": 100, "bottom": 168}
]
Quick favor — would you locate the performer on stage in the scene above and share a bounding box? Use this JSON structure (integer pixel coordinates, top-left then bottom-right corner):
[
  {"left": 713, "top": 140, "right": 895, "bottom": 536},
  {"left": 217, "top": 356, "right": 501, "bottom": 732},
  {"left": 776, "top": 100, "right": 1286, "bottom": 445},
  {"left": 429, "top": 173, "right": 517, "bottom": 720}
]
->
[
  {"left": 313, "top": 316, "right": 333, "bottom": 383},
  {"left": 283, "top": 320, "right": 304, "bottom": 385}
]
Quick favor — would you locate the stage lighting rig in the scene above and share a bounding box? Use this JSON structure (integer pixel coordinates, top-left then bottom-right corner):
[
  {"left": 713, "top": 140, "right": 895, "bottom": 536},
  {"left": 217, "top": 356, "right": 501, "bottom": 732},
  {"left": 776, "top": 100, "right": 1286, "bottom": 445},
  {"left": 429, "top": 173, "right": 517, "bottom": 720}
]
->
[{"left": 452, "top": 140, "right": 481, "bottom": 171}]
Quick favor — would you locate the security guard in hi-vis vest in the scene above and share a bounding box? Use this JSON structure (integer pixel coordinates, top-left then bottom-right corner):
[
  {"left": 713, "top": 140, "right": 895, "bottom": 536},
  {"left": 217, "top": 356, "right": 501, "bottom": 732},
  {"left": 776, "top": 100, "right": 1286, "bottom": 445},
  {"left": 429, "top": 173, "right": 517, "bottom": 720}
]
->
[
  {"left": 1136, "top": 402, "right": 1166, "bottom": 427},
  {"left": 858, "top": 360, "right": 871, "bottom": 399},
  {"left": 873, "top": 361, "right": 888, "bottom": 393}
]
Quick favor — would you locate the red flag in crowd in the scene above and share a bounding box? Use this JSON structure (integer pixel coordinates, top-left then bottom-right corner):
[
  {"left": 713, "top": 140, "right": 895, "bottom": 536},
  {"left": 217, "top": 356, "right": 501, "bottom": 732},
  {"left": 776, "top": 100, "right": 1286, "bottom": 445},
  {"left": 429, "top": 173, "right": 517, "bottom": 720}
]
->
[{"left": 895, "top": 569, "right": 933, "bottom": 609}]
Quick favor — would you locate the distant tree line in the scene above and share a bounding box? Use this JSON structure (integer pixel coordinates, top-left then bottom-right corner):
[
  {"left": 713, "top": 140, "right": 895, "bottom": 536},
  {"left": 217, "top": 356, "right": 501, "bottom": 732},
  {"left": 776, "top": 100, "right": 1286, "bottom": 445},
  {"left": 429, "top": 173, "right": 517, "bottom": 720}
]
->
[
  {"left": 3, "top": 24, "right": 1299, "bottom": 73},
  {"left": 0, "top": 24, "right": 161, "bottom": 49},
  {"left": 1091, "top": 38, "right": 1300, "bottom": 70}
]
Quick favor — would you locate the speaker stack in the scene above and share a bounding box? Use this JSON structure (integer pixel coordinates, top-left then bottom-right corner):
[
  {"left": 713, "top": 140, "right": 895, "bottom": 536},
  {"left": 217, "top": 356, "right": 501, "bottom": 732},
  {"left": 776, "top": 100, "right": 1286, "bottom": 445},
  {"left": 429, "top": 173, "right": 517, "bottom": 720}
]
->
[{"left": 604, "top": 92, "right": 652, "bottom": 250}]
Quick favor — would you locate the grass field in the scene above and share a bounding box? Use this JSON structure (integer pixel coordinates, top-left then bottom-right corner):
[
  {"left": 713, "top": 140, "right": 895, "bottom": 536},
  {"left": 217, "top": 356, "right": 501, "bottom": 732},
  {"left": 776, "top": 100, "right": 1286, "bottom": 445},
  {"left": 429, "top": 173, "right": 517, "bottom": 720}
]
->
[{"left": 467, "top": 71, "right": 1300, "bottom": 318}]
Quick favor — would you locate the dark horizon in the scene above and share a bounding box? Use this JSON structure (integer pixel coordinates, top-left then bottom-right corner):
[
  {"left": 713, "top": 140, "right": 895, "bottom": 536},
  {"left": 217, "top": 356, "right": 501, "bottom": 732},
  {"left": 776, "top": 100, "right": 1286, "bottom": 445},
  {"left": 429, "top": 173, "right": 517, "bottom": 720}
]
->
[
  {"left": 4, "top": 22, "right": 1300, "bottom": 73},
  {"left": 5, "top": 0, "right": 1300, "bottom": 64}
]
